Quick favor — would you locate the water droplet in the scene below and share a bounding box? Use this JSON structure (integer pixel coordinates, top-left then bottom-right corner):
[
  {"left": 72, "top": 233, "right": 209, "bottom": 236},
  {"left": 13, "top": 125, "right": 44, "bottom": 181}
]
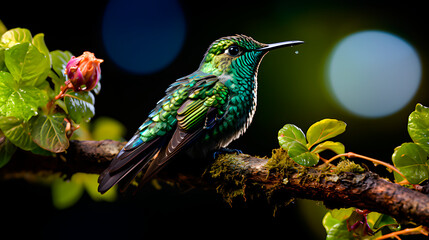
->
[{"left": 295, "top": 50, "right": 299, "bottom": 55}]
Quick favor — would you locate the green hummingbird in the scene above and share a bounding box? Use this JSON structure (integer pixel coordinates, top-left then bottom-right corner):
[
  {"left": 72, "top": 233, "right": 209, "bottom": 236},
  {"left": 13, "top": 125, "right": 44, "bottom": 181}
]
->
[{"left": 98, "top": 34, "right": 303, "bottom": 193}]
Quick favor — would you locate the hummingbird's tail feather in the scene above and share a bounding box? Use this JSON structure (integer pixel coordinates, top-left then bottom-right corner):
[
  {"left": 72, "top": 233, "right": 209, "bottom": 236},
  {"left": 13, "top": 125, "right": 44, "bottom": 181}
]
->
[
  {"left": 97, "top": 135, "right": 167, "bottom": 194},
  {"left": 136, "top": 127, "right": 205, "bottom": 187},
  {"left": 98, "top": 124, "right": 206, "bottom": 193}
]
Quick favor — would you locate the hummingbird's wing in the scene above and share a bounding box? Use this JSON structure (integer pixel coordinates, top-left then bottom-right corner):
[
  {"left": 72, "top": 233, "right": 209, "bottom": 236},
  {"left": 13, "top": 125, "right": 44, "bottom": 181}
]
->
[{"left": 98, "top": 74, "right": 229, "bottom": 193}]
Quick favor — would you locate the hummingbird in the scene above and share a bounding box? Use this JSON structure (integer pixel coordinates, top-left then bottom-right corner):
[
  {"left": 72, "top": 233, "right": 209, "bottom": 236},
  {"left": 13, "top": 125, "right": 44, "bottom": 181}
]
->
[{"left": 98, "top": 34, "right": 303, "bottom": 193}]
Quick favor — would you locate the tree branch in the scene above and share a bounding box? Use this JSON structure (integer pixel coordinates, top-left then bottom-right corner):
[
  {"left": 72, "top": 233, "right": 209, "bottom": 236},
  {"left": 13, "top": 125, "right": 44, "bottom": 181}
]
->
[
  {"left": 0, "top": 140, "right": 125, "bottom": 178},
  {"left": 1, "top": 140, "right": 428, "bottom": 227}
]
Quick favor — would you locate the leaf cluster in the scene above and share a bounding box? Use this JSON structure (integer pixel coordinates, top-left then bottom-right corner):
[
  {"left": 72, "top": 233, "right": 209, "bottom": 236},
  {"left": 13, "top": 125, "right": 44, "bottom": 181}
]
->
[
  {"left": 278, "top": 119, "right": 346, "bottom": 166},
  {"left": 323, "top": 208, "right": 399, "bottom": 240},
  {"left": 392, "top": 103, "right": 429, "bottom": 184},
  {"left": 0, "top": 26, "right": 99, "bottom": 167}
]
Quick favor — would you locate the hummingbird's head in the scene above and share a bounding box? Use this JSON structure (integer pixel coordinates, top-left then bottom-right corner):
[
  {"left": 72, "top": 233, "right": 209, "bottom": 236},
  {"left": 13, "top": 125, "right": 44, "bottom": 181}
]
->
[{"left": 199, "top": 34, "right": 303, "bottom": 77}]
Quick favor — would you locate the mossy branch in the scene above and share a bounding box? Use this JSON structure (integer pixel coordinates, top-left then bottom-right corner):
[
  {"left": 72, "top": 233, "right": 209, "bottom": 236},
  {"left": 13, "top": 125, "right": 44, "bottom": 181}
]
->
[{"left": 1, "top": 140, "right": 428, "bottom": 227}]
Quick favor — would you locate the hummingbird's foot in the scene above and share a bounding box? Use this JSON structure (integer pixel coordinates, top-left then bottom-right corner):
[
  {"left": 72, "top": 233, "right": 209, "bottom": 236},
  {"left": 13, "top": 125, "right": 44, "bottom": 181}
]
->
[{"left": 213, "top": 148, "right": 243, "bottom": 159}]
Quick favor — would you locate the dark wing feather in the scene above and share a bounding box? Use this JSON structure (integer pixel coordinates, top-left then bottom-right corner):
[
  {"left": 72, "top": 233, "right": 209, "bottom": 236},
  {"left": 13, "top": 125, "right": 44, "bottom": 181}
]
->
[
  {"left": 137, "top": 102, "right": 219, "bottom": 186},
  {"left": 137, "top": 127, "right": 205, "bottom": 186}
]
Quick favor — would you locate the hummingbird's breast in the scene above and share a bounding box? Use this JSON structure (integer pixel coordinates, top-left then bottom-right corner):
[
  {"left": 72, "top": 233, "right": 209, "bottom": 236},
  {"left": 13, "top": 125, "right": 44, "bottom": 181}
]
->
[
  {"left": 193, "top": 75, "right": 258, "bottom": 157},
  {"left": 221, "top": 76, "right": 257, "bottom": 146}
]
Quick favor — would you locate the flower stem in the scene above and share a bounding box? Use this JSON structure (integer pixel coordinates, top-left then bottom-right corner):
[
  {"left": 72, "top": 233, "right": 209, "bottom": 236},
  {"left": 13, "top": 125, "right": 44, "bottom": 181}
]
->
[
  {"left": 45, "top": 81, "right": 73, "bottom": 113},
  {"left": 54, "top": 80, "right": 73, "bottom": 100}
]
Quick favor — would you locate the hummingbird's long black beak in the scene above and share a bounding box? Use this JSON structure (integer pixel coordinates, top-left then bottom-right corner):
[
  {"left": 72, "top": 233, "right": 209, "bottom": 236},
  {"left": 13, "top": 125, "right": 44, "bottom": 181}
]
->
[{"left": 257, "top": 40, "right": 304, "bottom": 51}]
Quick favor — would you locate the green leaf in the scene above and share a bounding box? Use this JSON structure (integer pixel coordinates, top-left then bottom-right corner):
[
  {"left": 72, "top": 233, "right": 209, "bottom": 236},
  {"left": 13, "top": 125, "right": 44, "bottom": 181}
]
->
[
  {"left": 0, "top": 130, "right": 16, "bottom": 168},
  {"left": 330, "top": 208, "right": 355, "bottom": 220},
  {"left": 92, "top": 82, "right": 101, "bottom": 95},
  {"left": 32, "top": 33, "right": 51, "bottom": 67},
  {"left": 371, "top": 213, "right": 400, "bottom": 232},
  {"left": 0, "top": 72, "right": 48, "bottom": 121},
  {"left": 0, "top": 20, "right": 7, "bottom": 37},
  {"left": 278, "top": 124, "right": 307, "bottom": 150},
  {"left": 288, "top": 141, "right": 319, "bottom": 166},
  {"left": 64, "top": 91, "right": 95, "bottom": 123},
  {"left": 323, "top": 209, "right": 355, "bottom": 240},
  {"left": 392, "top": 142, "right": 429, "bottom": 184},
  {"left": 0, "top": 116, "right": 37, "bottom": 151},
  {"left": 50, "top": 50, "right": 73, "bottom": 79},
  {"left": 306, "top": 119, "right": 346, "bottom": 149},
  {"left": 0, "top": 47, "right": 5, "bottom": 71},
  {"left": 50, "top": 50, "right": 73, "bottom": 93},
  {"left": 52, "top": 177, "right": 84, "bottom": 209},
  {"left": 278, "top": 123, "right": 319, "bottom": 166},
  {"left": 0, "top": 28, "right": 32, "bottom": 48},
  {"left": 323, "top": 212, "right": 342, "bottom": 233},
  {"left": 408, "top": 103, "right": 429, "bottom": 154},
  {"left": 326, "top": 221, "right": 354, "bottom": 240},
  {"left": 0, "top": 71, "right": 15, "bottom": 107},
  {"left": 292, "top": 151, "right": 319, "bottom": 167},
  {"left": 31, "top": 145, "right": 56, "bottom": 157},
  {"left": 31, "top": 113, "right": 69, "bottom": 153},
  {"left": 4, "top": 42, "right": 50, "bottom": 86},
  {"left": 312, "top": 141, "right": 345, "bottom": 155}
]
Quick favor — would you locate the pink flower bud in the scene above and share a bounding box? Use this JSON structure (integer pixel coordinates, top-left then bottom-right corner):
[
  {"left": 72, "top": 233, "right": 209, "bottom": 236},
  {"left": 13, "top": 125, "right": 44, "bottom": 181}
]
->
[{"left": 65, "top": 51, "right": 103, "bottom": 91}]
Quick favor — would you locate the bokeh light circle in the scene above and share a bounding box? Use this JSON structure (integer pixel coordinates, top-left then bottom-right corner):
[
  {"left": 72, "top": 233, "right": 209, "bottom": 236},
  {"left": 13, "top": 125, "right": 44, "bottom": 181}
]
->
[
  {"left": 102, "top": 0, "right": 186, "bottom": 74},
  {"left": 327, "top": 30, "right": 421, "bottom": 118}
]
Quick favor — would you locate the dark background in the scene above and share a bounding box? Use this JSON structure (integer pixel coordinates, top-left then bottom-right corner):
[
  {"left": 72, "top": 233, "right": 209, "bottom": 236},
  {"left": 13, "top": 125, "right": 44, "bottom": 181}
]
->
[{"left": 1, "top": 0, "right": 428, "bottom": 239}]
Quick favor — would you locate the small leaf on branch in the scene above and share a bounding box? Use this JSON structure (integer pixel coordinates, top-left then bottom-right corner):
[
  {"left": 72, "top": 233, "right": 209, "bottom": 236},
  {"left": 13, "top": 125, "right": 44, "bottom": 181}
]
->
[
  {"left": 278, "top": 124, "right": 319, "bottom": 166},
  {"left": 278, "top": 124, "right": 307, "bottom": 149},
  {"left": 0, "top": 28, "right": 32, "bottom": 48},
  {"left": 278, "top": 120, "right": 346, "bottom": 167},
  {"left": 32, "top": 33, "right": 51, "bottom": 67},
  {"left": 291, "top": 151, "right": 319, "bottom": 167},
  {"left": 392, "top": 142, "right": 429, "bottom": 184},
  {"left": 0, "top": 72, "right": 48, "bottom": 121},
  {"left": 50, "top": 50, "right": 74, "bottom": 95},
  {"left": 408, "top": 103, "right": 429, "bottom": 154},
  {"left": 306, "top": 119, "right": 346, "bottom": 149},
  {"left": 64, "top": 91, "right": 95, "bottom": 124},
  {"left": 371, "top": 213, "right": 400, "bottom": 232},
  {"left": 0, "top": 116, "right": 37, "bottom": 151},
  {"left": 31, "top": 113, "right": 69, "bottom": 153},
  {"left": 4, "top": 42, "right": 50, "bottom": 87},
  {"left": 286, "top": 141, "right": 310, "bottom": 160},
  {"left": 312, "top": 141, "right": 345, "bottom": 155},
  {"left": 50, "top": 50, "right": 73, "bottom": 80},
  {"left": 326, "top": 220, "right": 354, "bottom": 240}
]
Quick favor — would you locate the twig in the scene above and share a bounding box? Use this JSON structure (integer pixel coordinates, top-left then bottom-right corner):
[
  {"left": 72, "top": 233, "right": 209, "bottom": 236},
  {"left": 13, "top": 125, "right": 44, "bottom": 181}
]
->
[{"left": 376, "top": 226, "right": 428, "bottom": 240}]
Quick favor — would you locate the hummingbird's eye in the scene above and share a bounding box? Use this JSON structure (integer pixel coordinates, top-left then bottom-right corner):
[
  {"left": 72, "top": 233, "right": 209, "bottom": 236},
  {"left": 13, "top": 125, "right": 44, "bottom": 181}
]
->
[{"left": 225, "top": 45, "right": 242, "bottom": 57}]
